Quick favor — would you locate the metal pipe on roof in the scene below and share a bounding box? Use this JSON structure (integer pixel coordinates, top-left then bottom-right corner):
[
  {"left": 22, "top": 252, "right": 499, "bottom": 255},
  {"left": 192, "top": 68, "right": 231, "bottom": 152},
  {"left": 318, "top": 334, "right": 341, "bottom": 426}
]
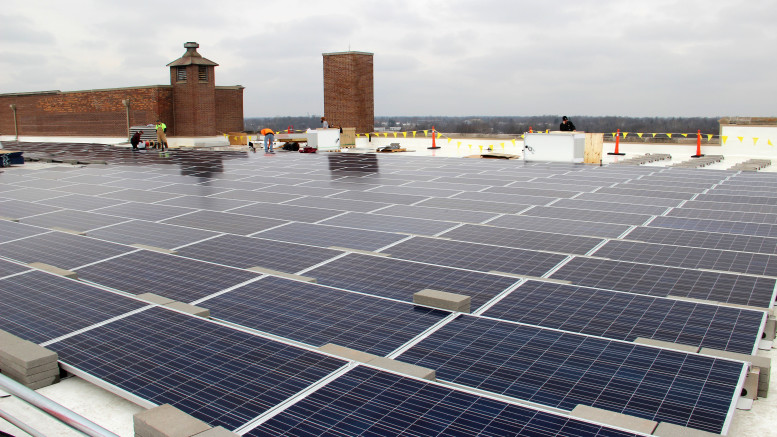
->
[
  {"left": 9, "top": 104, "right": 18, "bottom": 141},
  {"left": 0, "top": 406, "right": 48, "bottom": 437},
  {"left": 0, "top": 374, "right": 120, "bottom": 437}
]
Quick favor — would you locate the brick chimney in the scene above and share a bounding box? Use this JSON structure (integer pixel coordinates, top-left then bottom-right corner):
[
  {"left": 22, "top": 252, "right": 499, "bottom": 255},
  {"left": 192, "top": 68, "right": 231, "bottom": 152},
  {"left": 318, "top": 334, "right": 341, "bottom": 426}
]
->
[{"left": 167, "top": 42, "right": 218, "bottom": 136}]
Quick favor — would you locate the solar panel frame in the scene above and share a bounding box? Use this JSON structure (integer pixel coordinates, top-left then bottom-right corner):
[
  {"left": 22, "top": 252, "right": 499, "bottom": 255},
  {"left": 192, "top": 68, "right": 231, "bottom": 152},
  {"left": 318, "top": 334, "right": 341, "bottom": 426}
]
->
[
  {"left": 624, "top": 226, "right": 777, "bottom": 255},
  {"left": 161, "top": 210, "right": 289, "bottom": 236},
  {"left": 253, "top": 222, "right": 407, "bottom": 251},
  {"left": 0, "top": 231, "right": 137, "bottom": 270}
]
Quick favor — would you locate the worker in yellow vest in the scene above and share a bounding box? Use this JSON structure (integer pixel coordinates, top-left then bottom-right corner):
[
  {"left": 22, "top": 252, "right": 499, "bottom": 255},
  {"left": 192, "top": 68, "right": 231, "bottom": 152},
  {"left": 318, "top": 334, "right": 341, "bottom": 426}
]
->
[
  {"left": 155, "top": 120, "right": 168, "bottom": 150},
  {"left": 260, "top": 128, "right": 275, "bottom": 154}
]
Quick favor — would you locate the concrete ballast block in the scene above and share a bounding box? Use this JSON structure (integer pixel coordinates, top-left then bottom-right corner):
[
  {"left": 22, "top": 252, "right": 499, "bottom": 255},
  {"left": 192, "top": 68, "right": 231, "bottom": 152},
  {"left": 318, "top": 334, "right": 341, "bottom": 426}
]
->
[
  {"left": 134, "top": 404, "right": 211, "bottom": 437},
  {"left": 246, "top": 266, "right": 316, "bottom": 283},
  {"left": 413, "top": 289, "right": 471, "bottom": 313},
  {"left": 193, "top": 427, "right": 240, "bottom": 437},
  {"left": 368, "top": 357, "right": 436, "bottom": 381},
  {"left": 0, "top": 340, "right": 59, "bottom": 369},
  {"left": 318, "top": 344, "right": 378, "bottom": 364},
  {"left": 653, "top": 422, "right": 720, "bottom": 437},
  {"left": 632, "top": 337, "right": 699, "bottom": 353},
  {"left": 26, "top": 262, "right": 78, "bottom": 279},
  {"left": 570, "top": 405, "right": 657, "bottom": 435},
  {"left": 164, "top": 302, "right": 211, "bottom": 318},
  {"left": 136, "top": 293, "right": 177, "bottom": 306}
]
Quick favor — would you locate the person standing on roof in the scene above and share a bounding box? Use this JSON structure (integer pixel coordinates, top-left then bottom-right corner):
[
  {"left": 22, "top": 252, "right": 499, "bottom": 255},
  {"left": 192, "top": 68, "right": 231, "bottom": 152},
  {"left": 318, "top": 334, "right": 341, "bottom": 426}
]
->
[
  {"left": 320, "top": 117, "right": 329, "bottom": 129},
  {"left": 155, "top": 119, "right": 168, "bottom": 149},
  {"left": 260, "top": 128, "right": 275, "bottom": 153},
  {"left": 559, "top": 116, "right": 576, "bottom": 131}
]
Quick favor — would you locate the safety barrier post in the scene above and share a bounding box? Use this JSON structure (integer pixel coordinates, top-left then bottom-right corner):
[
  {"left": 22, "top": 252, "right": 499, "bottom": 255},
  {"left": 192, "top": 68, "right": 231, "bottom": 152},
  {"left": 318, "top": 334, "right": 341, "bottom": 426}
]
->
[
  {"left": 691, "top": 129, "right": 704, "bottom": 158},
  {"left": 287, "top": 125, "right": 292, "bottom": 133},
  {"left": 428, "top": 126, "right": 440, "bottom": 149},
  {"left": 608, "top": 129, "right": 625, "bottom": 155}
]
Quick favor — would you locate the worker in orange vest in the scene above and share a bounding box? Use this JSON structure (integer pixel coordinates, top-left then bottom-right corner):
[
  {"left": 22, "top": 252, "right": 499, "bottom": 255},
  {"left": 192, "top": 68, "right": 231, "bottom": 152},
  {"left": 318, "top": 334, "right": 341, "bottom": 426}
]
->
[{"left": 260, "top": 128, "right": 275, "bottom": 153}]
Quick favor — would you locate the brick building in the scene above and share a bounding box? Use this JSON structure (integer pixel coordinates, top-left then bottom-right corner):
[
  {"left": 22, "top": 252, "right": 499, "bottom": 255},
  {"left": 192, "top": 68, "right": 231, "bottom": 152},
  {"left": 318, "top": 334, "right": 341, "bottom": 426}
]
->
[
  {"left": 322, "top": 51, "right": 374, "bottom": 134},
  {"left": 0, "top": 42, "right": 243, "bottom": 138}
]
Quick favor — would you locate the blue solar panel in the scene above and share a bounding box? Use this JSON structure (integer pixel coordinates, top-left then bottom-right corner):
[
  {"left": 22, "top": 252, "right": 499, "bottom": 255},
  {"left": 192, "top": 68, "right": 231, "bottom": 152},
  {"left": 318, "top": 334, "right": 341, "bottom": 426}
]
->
[
  {"left": 0, "top": 231, "right": 136, "bottom": 269},
  {"left": 46, "top": 307, "right": 346, "bottom": 430},
  {"left": 0, "top": 270, "right": 147, "bottom": 343},
  {"left": 397, "top": 315, "right": 743, "bottom": 434},
  {"left": 75, "top": 250, "right": 259, "bottom": 303},
  {"left": 202, "top": 276, "right": 450, "bottom": 356},
  {"left": 483, "top": 280, "right": 764, "bottom": 354},
  {"left": 306, "top": 254, "right": 519, "bottom": 311},
  {"left": 248, "top": 365, "right": 644, "bottom": 437},
  {"left": 254, "top": 222, "right": 406, "bottom": 252},
  {"left": 384, "top": 236, "right": 567, "bottom": 277}
]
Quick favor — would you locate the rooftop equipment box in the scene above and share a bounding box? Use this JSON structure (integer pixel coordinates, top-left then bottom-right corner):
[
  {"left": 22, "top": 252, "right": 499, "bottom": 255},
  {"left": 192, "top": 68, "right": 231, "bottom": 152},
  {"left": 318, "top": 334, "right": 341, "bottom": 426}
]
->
[{"left": 524, "top": 132, "right": 586, "bottom": 163}]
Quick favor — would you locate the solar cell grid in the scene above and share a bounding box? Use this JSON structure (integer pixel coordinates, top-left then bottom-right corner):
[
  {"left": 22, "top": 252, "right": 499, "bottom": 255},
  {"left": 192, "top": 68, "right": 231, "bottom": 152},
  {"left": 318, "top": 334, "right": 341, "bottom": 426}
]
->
[
  {"left": 305, "top": 253, "right": 519, "bottom": 310},
  {"left": 593, "top": 187, "right": 695, "bottom": 201},
  {"left": 667, "top": 207, "right": 777, "bottom": 225},
  {"left": 75, "top": 250, "right": 259, "bottom": 303},
  {"left": 522, "top": 206, "right": 653, "bottom": 226},
  {"left": 254, "top": 222, "right": 406, "bottom": 251},
  {"left": 332, "top": 190, "right": 431, "bottom": 205},
  {"left": 50, "top": 183, "right": 125, "bottom": 196},
  {"left": 371, "top": 204, "right": 497, "bottom": 224},
  {"left": 398, "top": 315, "right": 743, "bottom": 434},
  {"left": 161, "top": 210, "right": 287, "bottom": 235},
  {"left": 99, "top": 189, "right": 182, "bottom": 203},
  {"left": 87, "top": 221, "right": 219, "bottom": 249},
  {"left": 0, "top": 259, "right": 32, "bottom": 278},
  {"left": 208, "top": 189, "right": 303, "bottom": 203},
  {"left": 0, "top": 231, "right": 135, "bottom": 270},
  {"left": 550, "top": 199, "right": 669, "bottom": 216},
  {"left": 574, "top": 192, "right": 683, "bottom": 208},
  {"left": 203, "top": 276, "right": 449, "bottom": 356},
  {"left": 625, "top": 226, "right": 777, "bottom": 255},
  {"left": 229, "top": 202, "right": 344, "bottom": 223},
  {"left": 549, "top": 256, "right": 776, "bottom": 308},
  {"left": 694, "top": 193, "right": 777, "bottom": 206},
  {"left": 680, "top": 200, "right": 777, "bottom": 215},
  {"left": 1, "top": 187, "right": 68, "bottom": 202},
  {"left": 285, "top": 195, "right": 391, "bottom": 213},
  {"left": 383, "top": 236, "right": 568, "bottom": 277},
  {"left": 402, "top": 180, "right": 495, "bottom": 192},
  {"left": 155, "top": 195, "right": 255, "bottom": 211},
  {"left": 593, "top": 239, "right": 777, "bottom": 277},
  {"left": 319, "top": 212, "right": 458, "bottom": 236},
  {"left": 0, "top": 271, "right": 148, "bottom": 343},
  {"left": 35, "top": 194, "right": 128, "bottom": 211},
  {"left": 710, "top": 187, "right": 777, "bottom": 197},
  {"left": 20, "top": 209, "right": 130, "bottom": 233},
  {"left": 440, "top": 223, "right": 605, "bottom": 255},
  {"left": 484, "top": 185, "right": 586, "bottom": 198},
  {"left": 250, "top": 365, "right": 644, "bottom": 437},
  {"left": 453, "top": 191, "right": 557, "bottom": 206},
  {"left": 46, "top": 307, "right": 346, "bottom": 430},
  {"left": 649, "top": 216, "right": 777, "bottom": 238},
  {"left": 0, "top": 220, "right": 48, "bottom": 244},
  {"left": 177, "top": 234, "right": 342, "bottom": 271},
  {"left": 487, "top": 214, "right": 632, "bottom": 239},
  {"left": 415, "top": 197, "right": 531, "bottom": 214},
  {"left": 483, "top": 280, "right": 763, "bottom": 354}
]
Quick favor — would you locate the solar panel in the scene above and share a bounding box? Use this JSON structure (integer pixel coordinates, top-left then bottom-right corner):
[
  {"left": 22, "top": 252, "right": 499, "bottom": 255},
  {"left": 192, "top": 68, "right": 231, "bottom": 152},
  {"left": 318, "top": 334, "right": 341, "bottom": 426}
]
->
[
  {"left": 208, "top": 189, "right": 304, "bottom": 203},
  {"left": 0, "top": 270, "right": 147, "bottom": 343},
  {"left": 87, "top": 221, "right": 219, "bottom": 249},
  {"left": 681, "top": 199, "right": 777, "bottom": 215},
  {"left": 0, "top": 259, "right": 32, "bottom": 278},
  {"left": 593, "top": 239, "right": 777, "bottom": 277},
  {"left": 452, "top": 191, "right": 557, "bottom": 206},
  {"left": 75, "top": 250, "right": 259, "bottom": 303},
  {"left": 649, "top": 216, "right": 777, "bottom": 238},
  {"left": 625, "top": 226, "right": 777, "bottom": 255},
  {"left": 161, "top": 210, "right": 288, "bottom": 235},
  {"left": 522, "top": 206, "right": 653, "bottom": 226},
  {"left": 574, "top": 192, "right": 683, "bottom": 208},
  {"left": 384, "top": 236, "right": 568, "bottom": 277},
  {"left": 694, "top": 193, "right": 777, "bottom": 206},
  {"left": 397, "top": 315, "right": 743, "bottom": 434},
  {"left": 371, "top": 204, "right": 498, "bottom": 224},
  {"left": 332, "top": 190, "right": 432, "bottom": 205},
  {"left": 368, "top": 184, "right": 464, "bottom": 198},
  {"left": 20, "top": 209, "right": 130, "bottom": 232},
  {"left": 0, "top": 231, "right": 136, "bottom": 269},
  {"left": 548, "top": 256, "right": 776, "bottom": 308},
  {"left": 91, "top": 201, "right": 197, "bottom": 221},
  {"left": 486, "top": 214, "right": 632, "bottom": 239},
  {"left": 253, "top": 222, "right": 406, "bottom": 251},
  {"left": 264, "top": 185, "right": 347, "bottom": 197},
  {"left": 551, "top": 199, "right": 669, "bottom": 216},
  {"left": 50, "top": 183, "right": 125, "bottom": 196},
  {"left": 35, "top": 193, "right": 128, "bottom": 211},
  {"left": 154, "top": 195, "right": 256, "bottom": 211},
  {"left": 46, "top": 307, "right": 346, "bottom": 430},
  {"left": 203, "top": 276, "right": 449, "bottom": 356},
  {"left": 286, "top": 196, "right": 391, "bottom": 213},
  {"left": 229, "top": 202, "right": 344, "bottom": 223},
  {"left": 149, "top": 183, "right": 231, "bottom": 196},
  {"left": 415, "top": 197, "right": 531, "bottom": 214},
  {"left": 439, "top": 224, "right": 606, "bottom": 255},
  {"left": 402, "top": 180, "right": 496, "bottom": 192},
  {"left": 667, "top": 207, "right": 777, "bottom": 225},
  {"left": 319, "top": 212, "right": 458, "bottom": 236},
  {"left": 484, "top": 185, "right": 585, "bottom": 198},
  {"left": 0, "top": 187, "right": 74, "bottom": 202},
  {"left": 11, "top": 178, "right": 78, "bottom": 190},
  {"left": 250, "top": 365, "right": 644, "bottom": 437},
  {"left": 0, "top": 219, "right": 48, "bottom": 244},
  {"left": 99, "top": 188, "right": 182, "bottom": 203},
  {"left": 177, "top": 234, "right": 342, "bottom": 271},
  {"left": 483, "top": 280, "right": 764, "bottom": 354},
  {"left": 0, "top": 200, "right": 63, "bottom": 220},
  {"left": 305, "top": 253, "right": 519, "bottom": 311}
]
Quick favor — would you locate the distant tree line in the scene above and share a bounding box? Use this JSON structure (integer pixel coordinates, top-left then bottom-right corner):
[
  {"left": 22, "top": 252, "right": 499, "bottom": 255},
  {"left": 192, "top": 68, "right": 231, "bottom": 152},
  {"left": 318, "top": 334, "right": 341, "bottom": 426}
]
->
[{"left": 245, "top": 115, "right": 721, "bottom": 135}]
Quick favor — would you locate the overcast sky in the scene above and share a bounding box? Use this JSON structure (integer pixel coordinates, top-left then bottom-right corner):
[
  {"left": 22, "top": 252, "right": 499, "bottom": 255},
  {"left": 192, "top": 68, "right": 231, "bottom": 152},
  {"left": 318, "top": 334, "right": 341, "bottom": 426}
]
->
[{"left": 1, "top": 0, "right": 775, "bottom": 117}]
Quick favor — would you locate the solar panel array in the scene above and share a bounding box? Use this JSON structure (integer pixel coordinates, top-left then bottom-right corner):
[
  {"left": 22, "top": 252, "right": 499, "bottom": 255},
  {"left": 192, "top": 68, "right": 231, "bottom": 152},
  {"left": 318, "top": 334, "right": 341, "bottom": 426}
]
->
[{"left": 0, "top": 142, "right": 772, "bottom": 436}]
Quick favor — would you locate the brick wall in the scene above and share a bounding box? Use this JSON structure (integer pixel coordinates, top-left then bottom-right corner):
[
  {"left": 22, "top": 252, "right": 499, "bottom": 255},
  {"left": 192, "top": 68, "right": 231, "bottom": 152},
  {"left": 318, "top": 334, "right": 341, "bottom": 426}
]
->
[
  {"left": 323, "top": 52, "right": 374, "bottom": 134},
  {"left": 215, "top": 87, "right": 245, "bottom": 134},
  {"left": 0, "top": 87, "right": 174, "bottom": 138},
  {"left": 171, "top": 64, "right": 217, "bottom": 136}
]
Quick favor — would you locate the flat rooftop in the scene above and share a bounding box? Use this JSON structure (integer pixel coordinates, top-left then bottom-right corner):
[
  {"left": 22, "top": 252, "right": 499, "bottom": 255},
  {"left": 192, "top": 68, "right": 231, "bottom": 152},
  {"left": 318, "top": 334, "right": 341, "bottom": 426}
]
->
[{"left": 0, "top": 140, "right": 775, "bottom": 436}]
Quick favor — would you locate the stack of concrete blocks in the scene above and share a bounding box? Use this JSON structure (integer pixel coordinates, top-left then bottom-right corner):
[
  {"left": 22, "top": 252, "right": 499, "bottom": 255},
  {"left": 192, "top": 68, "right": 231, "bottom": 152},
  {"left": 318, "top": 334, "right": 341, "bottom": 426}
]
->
[
  {"left": 0, "top": 330, "right": 60, "bottom": 390},
  {"left": 134, "top": 404, "right": 238, "bottom": 437},
  {"left": 413, "top": 289, "right": 471, "bottom": 313}
]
